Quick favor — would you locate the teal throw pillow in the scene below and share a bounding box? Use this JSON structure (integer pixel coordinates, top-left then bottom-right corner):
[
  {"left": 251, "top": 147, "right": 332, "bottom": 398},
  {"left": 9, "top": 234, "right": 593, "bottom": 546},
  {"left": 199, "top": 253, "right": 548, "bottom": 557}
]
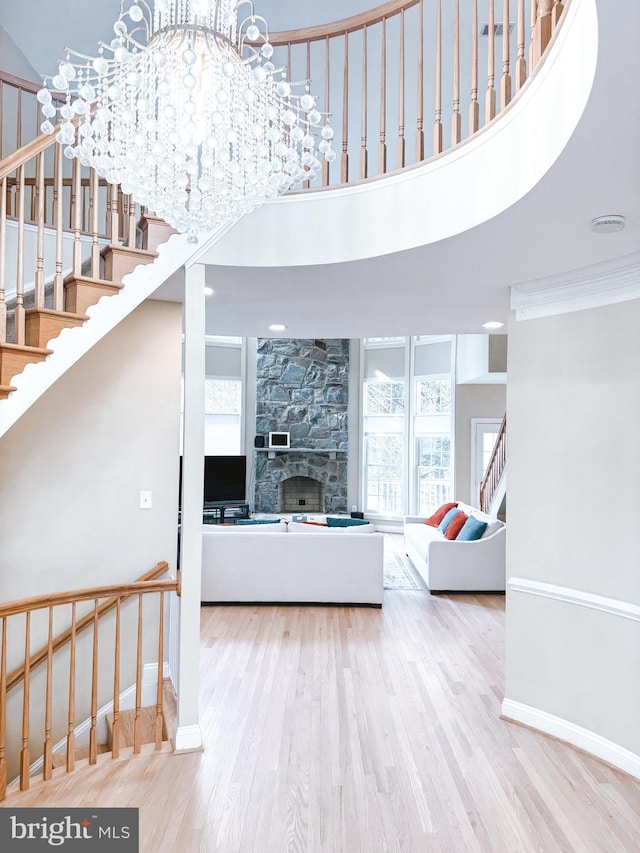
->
[
  {"left": 326, "top": 516, "right": 370, "bottom": 527},
  {"left": 438, "top": 507, "right": 460, "bottom": 533},
  {"left": 235, "top": 518, "right": 280, "bottom": 525},
  {"left": 457, "top": 516, "right": 488, "bottom": 541}
]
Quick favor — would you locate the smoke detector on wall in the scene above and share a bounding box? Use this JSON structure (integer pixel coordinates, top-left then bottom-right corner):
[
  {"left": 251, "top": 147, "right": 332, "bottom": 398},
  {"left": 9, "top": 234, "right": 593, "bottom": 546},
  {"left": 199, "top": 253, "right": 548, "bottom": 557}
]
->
[{"left": 590, "top": 215, "right": 625, "bottom": 233}]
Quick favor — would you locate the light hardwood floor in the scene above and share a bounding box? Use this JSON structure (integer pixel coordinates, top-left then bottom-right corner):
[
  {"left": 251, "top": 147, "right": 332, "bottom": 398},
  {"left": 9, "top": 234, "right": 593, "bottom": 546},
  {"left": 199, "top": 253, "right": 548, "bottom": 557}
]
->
[{"left": 6, "top": 535, "right": 640, "bottom": 851}]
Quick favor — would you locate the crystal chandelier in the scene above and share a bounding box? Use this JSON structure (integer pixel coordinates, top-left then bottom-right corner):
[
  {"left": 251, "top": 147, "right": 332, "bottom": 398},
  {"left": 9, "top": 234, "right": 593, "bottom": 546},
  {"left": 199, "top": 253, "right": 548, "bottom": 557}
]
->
[{"left": 37, "top": 1, "right": 335, "bottom": 241}]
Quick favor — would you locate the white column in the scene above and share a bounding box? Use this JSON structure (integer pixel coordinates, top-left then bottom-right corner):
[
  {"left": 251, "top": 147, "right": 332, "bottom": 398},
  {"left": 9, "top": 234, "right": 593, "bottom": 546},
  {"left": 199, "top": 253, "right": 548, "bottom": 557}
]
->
[{"left": 175, "top": 262, "right": 205, "bottom": 752}]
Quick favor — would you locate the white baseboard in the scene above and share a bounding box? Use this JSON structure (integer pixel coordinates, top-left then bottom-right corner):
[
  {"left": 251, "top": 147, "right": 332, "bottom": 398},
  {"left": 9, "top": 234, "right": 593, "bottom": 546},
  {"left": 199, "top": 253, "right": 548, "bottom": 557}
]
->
[
  {"left": 26, "top": 661, "right": 170, "bottom": 779},
  {"left": 502, "top": 698, "right": 640, "bottom": 780},
  {"left": 173, "top": 724, "right": 203, "bottom": 753}
]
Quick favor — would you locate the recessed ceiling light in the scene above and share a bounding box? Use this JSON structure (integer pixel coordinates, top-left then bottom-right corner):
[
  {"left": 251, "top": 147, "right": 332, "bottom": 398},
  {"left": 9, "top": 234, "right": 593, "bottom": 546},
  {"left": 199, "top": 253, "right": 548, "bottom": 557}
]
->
[
  {"left": 591, "top": 215, "right": 625, "bottom": 234},
  {"left": 269, "top": 323, "right": 287, "bottom": 332},
  {"left": 482, "top": 321, "right": 504, "bottom": 330},
  {"left": 204, "top": 287, "right": 214, "bottom": 296}
]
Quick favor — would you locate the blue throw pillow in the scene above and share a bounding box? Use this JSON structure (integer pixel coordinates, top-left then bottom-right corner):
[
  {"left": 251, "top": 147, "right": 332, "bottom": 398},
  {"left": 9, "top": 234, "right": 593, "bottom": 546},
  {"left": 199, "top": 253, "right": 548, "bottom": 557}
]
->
[
  {"left": 457, "top": 516, "right": 488, "bottom": 541},
  {"left": 438, "top": 507, "right": 460, "bottom": 533},
  {"left": 235, "top": 518, "right": 280, "bottom": 525},
  {"left": 326, "top": 516, "right": 369, "bottom": 527}
]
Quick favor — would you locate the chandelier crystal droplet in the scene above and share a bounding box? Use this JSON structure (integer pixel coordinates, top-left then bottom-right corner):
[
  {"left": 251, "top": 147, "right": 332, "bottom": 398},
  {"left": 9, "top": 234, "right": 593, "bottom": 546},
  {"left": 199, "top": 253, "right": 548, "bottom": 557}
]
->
[{"left": 38, "top": 1, "right": 335, "bottom": 241}]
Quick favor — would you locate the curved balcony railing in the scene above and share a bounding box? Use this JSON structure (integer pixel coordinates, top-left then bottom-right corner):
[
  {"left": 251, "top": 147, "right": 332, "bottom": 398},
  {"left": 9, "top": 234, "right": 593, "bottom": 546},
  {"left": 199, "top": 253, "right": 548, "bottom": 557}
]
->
[
  {"left": 266, "top": 0, "right": 568, "bottom": 188},
  {"left": 0, "top": 1, "right": 568, "bottom": 220}
]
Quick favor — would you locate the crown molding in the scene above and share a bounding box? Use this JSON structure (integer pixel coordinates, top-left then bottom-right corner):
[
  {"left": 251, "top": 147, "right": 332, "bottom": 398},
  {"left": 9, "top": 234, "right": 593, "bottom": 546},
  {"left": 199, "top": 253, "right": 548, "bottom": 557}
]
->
[{"left": 511, "top": 250, "right": 640, "bottom": 321}]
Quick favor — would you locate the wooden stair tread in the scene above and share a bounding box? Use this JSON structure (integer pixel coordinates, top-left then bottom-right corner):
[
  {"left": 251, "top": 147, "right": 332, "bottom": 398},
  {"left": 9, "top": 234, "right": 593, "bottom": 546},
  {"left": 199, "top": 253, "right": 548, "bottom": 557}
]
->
[
  {"left": 0, "top": 384, "right": 17, "bottom": 400},
  {"left": 24, "top": 308, "right": 90, "bottom": 322},
  {"left": 0, "top": 342, "right": 53, "bottom": 356},
  {"left": 101, "top": 244, "right": 159, "bottom": 260},
  {"left": 63, "top": 273, "right": 123, "bottom": 290}
]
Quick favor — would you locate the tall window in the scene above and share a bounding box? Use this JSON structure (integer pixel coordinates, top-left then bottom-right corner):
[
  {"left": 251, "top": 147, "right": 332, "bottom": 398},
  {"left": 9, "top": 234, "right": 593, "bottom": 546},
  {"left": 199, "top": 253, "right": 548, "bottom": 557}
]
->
[
  {"left": 363, "top": 375, "right": 406, "bottom": 516},
  {"left": 414, "top": 375, "right": 453, "bottom": 515},
  {"left": 361, "top": 337, "right": 455, "bottom": 518}
]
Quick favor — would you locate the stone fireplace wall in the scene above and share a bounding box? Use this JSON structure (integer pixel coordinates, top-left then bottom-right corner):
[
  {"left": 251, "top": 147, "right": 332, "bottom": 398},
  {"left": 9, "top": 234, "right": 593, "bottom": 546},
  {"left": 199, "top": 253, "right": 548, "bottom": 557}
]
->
[{"left": 254, "top": 339, "right": 349, "bottom": 513}]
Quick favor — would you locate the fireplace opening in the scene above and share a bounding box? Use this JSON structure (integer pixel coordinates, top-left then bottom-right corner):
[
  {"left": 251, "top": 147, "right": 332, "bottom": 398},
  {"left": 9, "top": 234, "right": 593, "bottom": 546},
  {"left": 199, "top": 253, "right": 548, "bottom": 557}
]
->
[{"left": 278, "top": 476, "right": 325, "bottom": 513}]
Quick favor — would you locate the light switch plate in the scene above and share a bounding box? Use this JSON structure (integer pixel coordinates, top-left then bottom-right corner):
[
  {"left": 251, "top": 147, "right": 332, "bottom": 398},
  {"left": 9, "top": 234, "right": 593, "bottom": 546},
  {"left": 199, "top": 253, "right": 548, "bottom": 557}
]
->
[{"left": 140, "top": 491, "right": 152, "bottom": 509}]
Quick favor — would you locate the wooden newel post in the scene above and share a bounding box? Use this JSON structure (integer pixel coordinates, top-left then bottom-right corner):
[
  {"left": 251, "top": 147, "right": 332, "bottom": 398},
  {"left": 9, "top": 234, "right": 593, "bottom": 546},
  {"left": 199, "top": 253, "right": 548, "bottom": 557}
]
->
[{"left": 533, "top": 1, "right": 554, "bottom": 67}]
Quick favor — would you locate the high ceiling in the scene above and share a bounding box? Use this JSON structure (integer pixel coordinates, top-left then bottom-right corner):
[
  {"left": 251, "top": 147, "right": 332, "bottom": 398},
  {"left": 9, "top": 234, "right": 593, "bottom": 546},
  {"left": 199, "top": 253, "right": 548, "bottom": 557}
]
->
[{"left": 2, "top": 1, "right": 638, "bottom": 338}]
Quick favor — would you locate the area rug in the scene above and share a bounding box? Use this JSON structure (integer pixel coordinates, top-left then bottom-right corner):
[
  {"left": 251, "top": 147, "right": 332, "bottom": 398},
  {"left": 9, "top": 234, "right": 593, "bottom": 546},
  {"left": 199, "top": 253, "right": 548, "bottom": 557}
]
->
[{"left": 383, "top": 553, "right": 422, "bottom": 590}]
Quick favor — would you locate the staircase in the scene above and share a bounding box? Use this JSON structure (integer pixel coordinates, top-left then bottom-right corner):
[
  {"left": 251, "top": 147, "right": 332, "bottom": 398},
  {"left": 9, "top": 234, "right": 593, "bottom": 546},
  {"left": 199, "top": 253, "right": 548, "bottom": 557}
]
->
[
  {"left": 479, "top": 414, "right": 507, "bottom": 517},
  {"left": 0, "top": 73, "right": 232, "bottom": 440}
]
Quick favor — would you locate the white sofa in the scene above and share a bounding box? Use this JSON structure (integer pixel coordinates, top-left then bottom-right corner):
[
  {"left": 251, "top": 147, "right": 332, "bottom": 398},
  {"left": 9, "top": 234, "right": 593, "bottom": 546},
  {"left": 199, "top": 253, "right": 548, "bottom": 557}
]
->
[
  {"left": 404, "top": 503, "right": 505, "bottom": 593},
  {"left": 201, "top": 521, "right": 384, "bottom": 606}
]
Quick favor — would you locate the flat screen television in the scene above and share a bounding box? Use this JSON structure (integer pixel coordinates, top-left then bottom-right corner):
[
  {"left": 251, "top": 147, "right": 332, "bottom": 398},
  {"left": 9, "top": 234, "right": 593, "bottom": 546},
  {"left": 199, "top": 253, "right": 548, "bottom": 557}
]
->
[{"left": 203, "top": 455, "right": 247, "bottom": 504}]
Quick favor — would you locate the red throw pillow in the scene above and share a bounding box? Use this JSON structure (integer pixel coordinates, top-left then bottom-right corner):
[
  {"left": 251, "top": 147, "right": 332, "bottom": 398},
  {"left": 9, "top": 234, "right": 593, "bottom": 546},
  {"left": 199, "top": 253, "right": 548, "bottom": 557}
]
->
[
  {"left": 445, "top": 511, "right": 468, "bottom": 540},
  {"left": 424, "top": 502, "right": 458, "bottom": 527}
]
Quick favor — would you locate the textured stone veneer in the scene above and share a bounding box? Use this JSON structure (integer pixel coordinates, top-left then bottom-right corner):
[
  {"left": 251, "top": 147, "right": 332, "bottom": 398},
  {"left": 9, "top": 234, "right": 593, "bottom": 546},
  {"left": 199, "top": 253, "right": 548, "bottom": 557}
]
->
[{"left": 255, "top": 338, "right": 349, "bottom": 513}]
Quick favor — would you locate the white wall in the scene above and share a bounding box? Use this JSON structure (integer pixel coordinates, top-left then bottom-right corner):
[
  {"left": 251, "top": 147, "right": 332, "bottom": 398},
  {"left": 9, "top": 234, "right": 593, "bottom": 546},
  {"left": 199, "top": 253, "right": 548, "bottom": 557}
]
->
[
  {"left": 504, "top": 299, "right": 640, "bottom": 772},
  {"left": 454, "top": 384, "right": 506, "bottom": 505},
  {"left": 0, "top": 26, "right": 39, "bottom": 79},
  {"left": 0, "top": 300, "right": 182, "bottom": 775}
]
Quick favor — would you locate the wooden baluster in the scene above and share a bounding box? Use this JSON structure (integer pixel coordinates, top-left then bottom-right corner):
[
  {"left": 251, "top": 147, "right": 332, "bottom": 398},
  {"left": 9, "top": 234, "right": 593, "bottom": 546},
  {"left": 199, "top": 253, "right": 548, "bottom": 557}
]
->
[
  {"left": 529, "top": 0, "right": 537, "bottom": 70},
  {"left": 35, "top": 150, "right": 46, "bottom": 308},
  {"left": 485, "top": 0, "right": 497, "bottom": 123},
  {"left": 341, "top": 33, "right": 349, "bottom": 183},
  {"left": 16, "top": 87, "right": 22, "bottom": 151},
  {"left": 304, "top": 41, "right": 312, "bottom": 190},
  {"left": 89, "top": 600, "right": 99, "bottom": 764},
  {"left": 53, "top": 145, "right": 64, "bottom": 310},
  {"left": 397, "top": 9, "right": 406, "bottom": 168},
  {"left": 43, "top": 606, "right": 54, "bottom": 780},
  {"left": 360, "top": 25, "right": 368, "bottom": 179},
  {"left": 533, "top": 1, "right": 554, "bottom": 65},
  {"left": 469, "top": 0, "right": 479, "bottom": 135},
  {"left": 20, "top": 611, "right": 30, "bottom": 790},
  {"left": 451, "top": 0, "right": 461, "bottom": 145},
  {"left": 552, "top": 1, "right": 564, "bottom": 30},
  {"left": 155, "top": 592, "right": 165, "bottom": 749},
  {"left": 66, "top": 602, "right": 76, "bottom": 773},
  {"left": 516, "top": 0, "right": 527, "bottom": 91},
  {"left": 128, "top": 195, "right": 136, "bottom": 249},
  {"left": 71, "top": 158, "right": 82, "bottom": 277},
  {"left": 90, "top": 169, "right": 100, "bottom": 278},
  {"left": 0, "top": 177, "right": 6, "bottom": 343},
  {"left": 15, "top": 165, "right": 26, "bottom": 345},
  {"left": 134, "top": 595, "right": 143, "bottom": 754},
  {"left": 379, "top": 18, "right": 387, "bottom": 173},
  {"left": 416, "top": 0, "right": 424, "bottom": 161},
  {"left": 501, "top": 0, "right": 512, "bottom": 109},
  {"left": 433, "top": 0, "right": 443, "bottom": 154},
  {"left": 322, "top": 37, "right": 331, "bottom": 187},
  {"left": 112, "top": 598, "right": 121, "bottom": 759},
  {"left": 118, "top": 189, "right": 126, "bottom": 243},
  {"left": 0, "top": 617, "right": 7, "bottom": 801},
  {"left": 107, "top": 182, "right": 118, "bottom": 244}
]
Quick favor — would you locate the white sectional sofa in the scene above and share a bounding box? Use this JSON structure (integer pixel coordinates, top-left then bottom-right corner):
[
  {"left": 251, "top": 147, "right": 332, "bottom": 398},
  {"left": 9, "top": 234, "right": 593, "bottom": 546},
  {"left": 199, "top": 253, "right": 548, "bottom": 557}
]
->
[
  {"left": 404, "top": 503, "right": 505, "bottom": 593},
  {"left": 201, "top": 520, "right": 384, "bottom": 606}
]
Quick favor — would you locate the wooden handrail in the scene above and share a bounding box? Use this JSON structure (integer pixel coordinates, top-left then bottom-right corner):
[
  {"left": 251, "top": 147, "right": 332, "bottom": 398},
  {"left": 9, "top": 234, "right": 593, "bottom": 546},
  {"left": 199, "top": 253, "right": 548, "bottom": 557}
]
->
[
  {"left": 479, "top": 414, "right": 507, "bottom": 513},
  {"left": 3, "top": 563, "right": 175, "bottom": 692},
  {"left": 0, "top": 71, "right": 43, "bottom": 97},
  {"left": 0, "top": 132, "right": 60, "bottom": 182},
  {"left": 0, "top": 562, "right": 173, "bottom": 620},
  {"left": 268, "top": 0, "right": 421, "bottom": 45}
]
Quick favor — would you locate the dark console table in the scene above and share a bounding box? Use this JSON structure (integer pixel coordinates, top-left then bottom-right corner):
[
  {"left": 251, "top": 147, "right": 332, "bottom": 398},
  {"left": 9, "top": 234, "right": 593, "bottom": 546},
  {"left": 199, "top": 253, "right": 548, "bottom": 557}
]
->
[{"left": 202, "top": 502, "right": 250, "bottom": 524}]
